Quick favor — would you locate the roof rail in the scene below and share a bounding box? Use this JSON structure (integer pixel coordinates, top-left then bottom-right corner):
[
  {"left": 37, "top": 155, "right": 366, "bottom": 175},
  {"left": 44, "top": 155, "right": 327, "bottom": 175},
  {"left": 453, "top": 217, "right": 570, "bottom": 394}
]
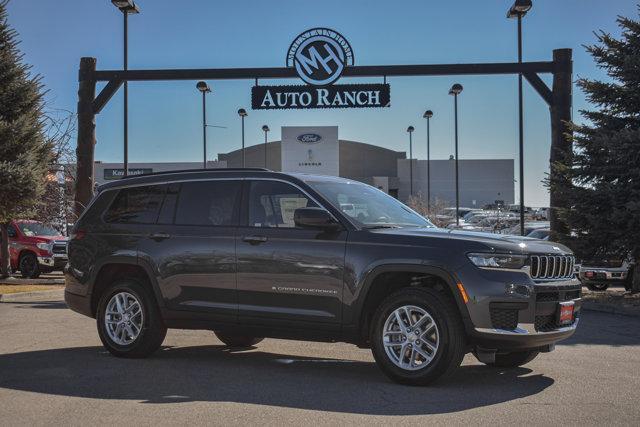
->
[{"left": 118, "top": 167, "right": 271, "bottom": 180}]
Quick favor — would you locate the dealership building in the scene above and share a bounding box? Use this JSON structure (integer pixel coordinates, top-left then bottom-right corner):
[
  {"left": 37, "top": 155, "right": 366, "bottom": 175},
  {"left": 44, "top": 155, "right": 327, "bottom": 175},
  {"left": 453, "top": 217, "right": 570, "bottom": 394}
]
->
[{"left": 94, "top": 126, "right": 514, "bottom": 208}]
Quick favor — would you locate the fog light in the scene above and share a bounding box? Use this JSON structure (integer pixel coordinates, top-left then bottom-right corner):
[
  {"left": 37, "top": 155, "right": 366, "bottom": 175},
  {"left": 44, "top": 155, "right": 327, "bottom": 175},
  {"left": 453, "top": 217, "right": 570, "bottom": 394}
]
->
[{"left": 505, "top": 283, "right": 532, "bottom": 297}]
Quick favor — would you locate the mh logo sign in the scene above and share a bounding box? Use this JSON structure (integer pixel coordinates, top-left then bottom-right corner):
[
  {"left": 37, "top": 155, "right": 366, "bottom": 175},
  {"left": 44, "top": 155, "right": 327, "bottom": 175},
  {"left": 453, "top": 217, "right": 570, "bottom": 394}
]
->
[{"left": 286, "top": 28, "right": 354, "bottom": 86}]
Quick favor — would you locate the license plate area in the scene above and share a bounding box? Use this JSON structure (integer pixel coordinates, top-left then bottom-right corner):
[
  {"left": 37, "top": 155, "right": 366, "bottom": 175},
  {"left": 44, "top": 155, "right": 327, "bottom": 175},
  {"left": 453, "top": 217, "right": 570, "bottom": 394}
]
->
[{"left": 557, "top": 301, "right": 575, "bottom": 325}]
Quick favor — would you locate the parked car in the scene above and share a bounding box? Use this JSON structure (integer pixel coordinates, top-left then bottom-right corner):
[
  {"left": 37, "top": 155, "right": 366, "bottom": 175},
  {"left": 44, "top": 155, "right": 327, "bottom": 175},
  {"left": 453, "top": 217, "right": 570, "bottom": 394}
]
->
[
  {"left": 503, "top": 221, "right": 550, "bottom": 236},
  {"left": 578, "top": 256, "right": 634, "bottom": 291},
  {"left": 8, "top": 220, "right": 68, "bottom": 278},
  {"left": 65, "top": 169, "right": 581, "bottom": 386},
  {"left": 527, "top": 228, "right": 550, "bottom": 240}
]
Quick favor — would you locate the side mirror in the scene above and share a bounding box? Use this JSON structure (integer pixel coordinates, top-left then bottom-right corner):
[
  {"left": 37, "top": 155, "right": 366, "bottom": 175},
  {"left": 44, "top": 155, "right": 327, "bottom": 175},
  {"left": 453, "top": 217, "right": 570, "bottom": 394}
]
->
[{"left": 294, "top": 207, "right": 341, "bottom": 231}]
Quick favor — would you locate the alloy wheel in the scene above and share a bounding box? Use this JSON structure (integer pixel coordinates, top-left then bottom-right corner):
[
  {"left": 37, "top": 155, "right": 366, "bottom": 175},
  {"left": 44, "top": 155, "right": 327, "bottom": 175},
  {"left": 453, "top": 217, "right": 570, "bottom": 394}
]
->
[
  {"left": 104, "top": 292, "right": 144, "bottom": 346},
  {"left": 382, "top": 305, "right": 439, "bottom": 371}
]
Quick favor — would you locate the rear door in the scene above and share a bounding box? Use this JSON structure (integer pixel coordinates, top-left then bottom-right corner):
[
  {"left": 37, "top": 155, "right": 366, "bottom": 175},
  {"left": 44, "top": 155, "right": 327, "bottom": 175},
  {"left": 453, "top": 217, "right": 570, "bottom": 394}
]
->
[
  {"left": 136, "top": 179, "right": 241, "bottom": 321},
  {"left": 236, "top": 179, "right": 347, "bottom": 328}
]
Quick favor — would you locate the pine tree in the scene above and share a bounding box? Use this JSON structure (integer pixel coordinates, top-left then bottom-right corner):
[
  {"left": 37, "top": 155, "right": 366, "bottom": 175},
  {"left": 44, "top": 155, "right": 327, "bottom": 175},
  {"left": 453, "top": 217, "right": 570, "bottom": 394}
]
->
[
  {"left": 560, "top": 6, "right": 640, "bottom": 291},
  {"left": 0, "top": 0, "right": 52, "bottom": 278}
]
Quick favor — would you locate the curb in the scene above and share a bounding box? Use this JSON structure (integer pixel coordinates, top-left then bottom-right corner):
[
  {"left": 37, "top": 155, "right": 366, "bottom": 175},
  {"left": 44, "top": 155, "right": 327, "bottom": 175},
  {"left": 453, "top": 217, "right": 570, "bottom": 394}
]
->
[
  {"left": 581, "top": 301, "right": 640, "bottom": 318},
  {"left": 0, "top": 289, "right": 65, "bottom": 302},
  {"left": 0, "top": 279, "right": 65, "bottom": 285}
]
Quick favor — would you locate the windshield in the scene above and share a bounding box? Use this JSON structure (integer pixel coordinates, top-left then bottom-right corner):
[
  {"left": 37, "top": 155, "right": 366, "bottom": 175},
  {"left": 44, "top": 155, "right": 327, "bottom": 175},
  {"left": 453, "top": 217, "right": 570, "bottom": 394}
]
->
[
  {"left": 18, "top": 222, "right": 59, "bottom": 237},
  {"left": 306, "top": 179, "right": 435, "bottom": 229}
]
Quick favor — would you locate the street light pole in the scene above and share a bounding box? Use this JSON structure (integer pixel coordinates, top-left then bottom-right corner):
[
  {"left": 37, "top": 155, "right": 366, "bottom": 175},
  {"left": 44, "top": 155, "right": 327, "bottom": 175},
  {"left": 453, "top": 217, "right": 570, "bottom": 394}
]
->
[
  {"left": 196, "top": 81, "right": 211, "bottom": 168},
  {"left": 407, "top": 126, "right": 415, "bottom": 198},
  {"left": 238, "top": 109, "right": 248, "bottom": 167},
  {"left": 423, "top": 110, "right": 433, "bottom": 211},
  {"left": 262, "top": 125, "right": 270, "bottom": 169},
  {"left": 449, "top": 84, "right": 463, "bottom": 226},
  {"left": 111, "top": 1, "right": 140, "bottom": 177},
  {"left": 507, "top": 0, "right": 532, "bottom": 235}
]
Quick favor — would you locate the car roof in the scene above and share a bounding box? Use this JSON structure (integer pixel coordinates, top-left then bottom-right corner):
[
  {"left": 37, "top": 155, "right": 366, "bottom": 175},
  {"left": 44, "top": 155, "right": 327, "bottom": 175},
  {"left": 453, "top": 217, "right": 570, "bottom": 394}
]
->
[{"left": 96, "top": 169, "right": 357, "bottom": 192}]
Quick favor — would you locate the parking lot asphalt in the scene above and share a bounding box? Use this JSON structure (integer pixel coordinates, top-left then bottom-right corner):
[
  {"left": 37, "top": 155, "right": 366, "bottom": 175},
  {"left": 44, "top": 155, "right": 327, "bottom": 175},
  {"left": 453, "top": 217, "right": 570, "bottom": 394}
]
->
[{"left": 1, "top": 296, "right": 639, "bottom": 426}]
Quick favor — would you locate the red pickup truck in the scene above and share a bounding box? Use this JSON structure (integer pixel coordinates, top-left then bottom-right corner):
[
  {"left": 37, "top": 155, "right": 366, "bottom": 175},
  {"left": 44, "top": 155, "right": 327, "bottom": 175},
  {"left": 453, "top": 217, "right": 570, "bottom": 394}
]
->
[{"left": 7, "top": 220, "right": 68, "bottom": 278}]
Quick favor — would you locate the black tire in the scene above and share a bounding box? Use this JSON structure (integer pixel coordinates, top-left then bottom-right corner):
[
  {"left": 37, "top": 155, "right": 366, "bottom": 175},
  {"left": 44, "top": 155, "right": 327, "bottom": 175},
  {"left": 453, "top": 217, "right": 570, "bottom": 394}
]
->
[
  {"left": 96, "top": 279, "right": 167, "bottom": 358},
  {"left": 481, "top": 350, "right": 539, "bottom": 367},
  {"left": 214, "top": 331, "right": 264, "bottom": 348},
  {"left": 19, "top": 252, "right": 40, "bottom": 279},
  {"left": 370, "top": 287, "right": 466, "bottom": 386},
  {"left": 587, "top": 283, "right": 609, "bottom": 291}
]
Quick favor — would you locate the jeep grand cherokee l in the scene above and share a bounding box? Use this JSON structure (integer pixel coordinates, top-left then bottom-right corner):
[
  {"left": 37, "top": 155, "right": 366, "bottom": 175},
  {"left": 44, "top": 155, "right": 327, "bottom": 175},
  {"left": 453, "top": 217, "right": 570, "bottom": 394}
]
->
[{"left": 65, "top": 169, "right": 581, "bottom": 385}]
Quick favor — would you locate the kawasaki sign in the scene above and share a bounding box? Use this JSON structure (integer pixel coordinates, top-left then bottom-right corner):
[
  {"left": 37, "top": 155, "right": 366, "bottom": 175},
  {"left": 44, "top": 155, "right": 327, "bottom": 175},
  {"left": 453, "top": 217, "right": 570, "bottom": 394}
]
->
[{"left": 251, "top": 28, "right": 390, "bottom": 110}]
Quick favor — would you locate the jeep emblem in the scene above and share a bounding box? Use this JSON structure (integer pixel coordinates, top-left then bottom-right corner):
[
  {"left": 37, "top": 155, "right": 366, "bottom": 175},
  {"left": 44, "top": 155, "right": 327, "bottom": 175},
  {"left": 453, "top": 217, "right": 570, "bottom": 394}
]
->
[
  {"left": 286, "top": 28, "right": 354, "bottom": 86},
  {"left": 297, "top": 133, "right": 322, "bottom": 144}
]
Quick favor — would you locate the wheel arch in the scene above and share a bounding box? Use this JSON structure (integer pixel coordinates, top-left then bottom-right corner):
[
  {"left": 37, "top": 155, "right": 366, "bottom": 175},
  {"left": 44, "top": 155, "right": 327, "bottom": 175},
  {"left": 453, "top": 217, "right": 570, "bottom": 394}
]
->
[
  {"left": 90, "top": 257, "right": 164, "bottom": 317},
  {"left": 355, "top": 264, "right": 473, "bottom": 344}
]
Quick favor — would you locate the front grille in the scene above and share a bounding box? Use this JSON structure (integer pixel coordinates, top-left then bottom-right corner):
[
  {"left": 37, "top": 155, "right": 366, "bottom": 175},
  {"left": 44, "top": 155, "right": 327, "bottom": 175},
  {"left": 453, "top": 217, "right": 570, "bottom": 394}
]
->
[
  {"left": 536, "top": 288, "right": 581, "bottom": 303},
  {"left": 52, "top": 241, "right": 67, "bottom": 255},
  {"left": 534, "top": 312, "right": 579, "bottom": 332},
  {"left": 490, "top": 308, "right": 518, "bottom": 330},
  {"left": 530, "top": 255, "right": 575, "bottom": 280},
  {"left": 535, "top": 314, "right": 557, "bottom": 332}
]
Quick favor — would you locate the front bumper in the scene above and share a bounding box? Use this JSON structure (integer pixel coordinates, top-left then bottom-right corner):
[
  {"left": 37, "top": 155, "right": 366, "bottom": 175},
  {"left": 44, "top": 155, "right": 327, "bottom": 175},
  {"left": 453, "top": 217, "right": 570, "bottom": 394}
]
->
[
  {"left": 456, "top": 262, "right": 581, "bottom": 350},
  {"left": 37, "top": 254, "right": 68, "bottom": 269},
  {"left": 579, "top": 267, "right": 628, "bottom": 283}
]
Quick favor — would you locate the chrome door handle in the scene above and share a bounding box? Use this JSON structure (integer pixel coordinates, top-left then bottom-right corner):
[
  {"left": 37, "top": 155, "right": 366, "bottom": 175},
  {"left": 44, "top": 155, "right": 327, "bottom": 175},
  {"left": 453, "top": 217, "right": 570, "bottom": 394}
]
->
[{"left": 242, "top": 235, "right": 268, "bottom": 245}]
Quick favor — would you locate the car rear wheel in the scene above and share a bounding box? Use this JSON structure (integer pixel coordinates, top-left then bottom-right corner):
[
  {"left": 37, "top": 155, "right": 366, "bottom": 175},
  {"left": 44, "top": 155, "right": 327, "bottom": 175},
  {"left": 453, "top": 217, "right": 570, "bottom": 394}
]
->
[
  {"left": 480, "top": 350, "right": 539, "bottom": 367},
  {"left": 587, "top": 283, "right": 609, "bottom": 291},
  {"left": 96, "top": 279, "right": 167, "bottom": 358},
  {"left": 19, "top": 252, "right": 40, "bottom": 279},
  {"left": 214, "top": 331, "right": 264, "bottom": 348},
  {"left": 370, "top": 287, "right": 466, "bottom": 386}
]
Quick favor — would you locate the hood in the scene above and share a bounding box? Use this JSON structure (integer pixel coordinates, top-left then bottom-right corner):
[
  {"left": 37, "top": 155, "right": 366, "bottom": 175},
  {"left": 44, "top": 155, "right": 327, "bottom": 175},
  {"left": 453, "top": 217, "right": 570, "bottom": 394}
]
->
[{"left": 370, "top": 227, "right": 573, "bottom": 255}]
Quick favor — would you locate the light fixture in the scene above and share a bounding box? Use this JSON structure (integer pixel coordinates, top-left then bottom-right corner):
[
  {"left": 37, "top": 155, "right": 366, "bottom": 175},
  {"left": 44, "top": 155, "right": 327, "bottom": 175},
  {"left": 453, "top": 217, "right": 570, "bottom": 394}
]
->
[
  {"left": 196, "top": 81, "right": 211, "bottom": 93},
  {"left": 507, "top": 0, "right": 532, "bottom": 18},
  {"left": 262, "top": 125, "right": 270, "bottom": 132},
  {"left": 406, "top": 126, "right": 414, "bottom": 133},
  {"left": 238, "top": 108, "right": 247, "bottom": 117},
  {"left": 423, "top": 110, "right": 433, "bottom": 119},
  {"left": 449, "top": 83, "right": 463, "bottom": 95},
  {"left": 111, "top": 0, "right": 140, "bottom": 14}
]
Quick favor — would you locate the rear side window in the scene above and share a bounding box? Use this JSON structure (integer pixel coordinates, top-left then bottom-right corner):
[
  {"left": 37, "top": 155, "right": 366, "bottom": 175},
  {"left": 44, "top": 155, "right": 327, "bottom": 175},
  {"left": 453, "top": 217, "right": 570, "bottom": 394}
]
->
[
  {"left": 175, "top": 180, "right": 241, "bottom": 226},
  {"left": 104, "top": 185, "right": 166, "bottom": 224}
]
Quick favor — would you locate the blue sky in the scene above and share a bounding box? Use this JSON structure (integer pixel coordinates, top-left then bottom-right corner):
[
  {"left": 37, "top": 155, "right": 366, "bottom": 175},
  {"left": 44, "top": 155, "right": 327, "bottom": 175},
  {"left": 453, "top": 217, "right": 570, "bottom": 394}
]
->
[{"left": 6, "top": 0, "right": 637, "bottom": 206}]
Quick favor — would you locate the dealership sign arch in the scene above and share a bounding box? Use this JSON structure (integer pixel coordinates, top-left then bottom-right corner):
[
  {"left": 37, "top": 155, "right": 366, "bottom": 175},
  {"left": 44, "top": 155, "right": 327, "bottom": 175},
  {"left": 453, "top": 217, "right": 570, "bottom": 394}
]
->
[{"left": 74, "top": 27, "right": 573, "bottom": 234}]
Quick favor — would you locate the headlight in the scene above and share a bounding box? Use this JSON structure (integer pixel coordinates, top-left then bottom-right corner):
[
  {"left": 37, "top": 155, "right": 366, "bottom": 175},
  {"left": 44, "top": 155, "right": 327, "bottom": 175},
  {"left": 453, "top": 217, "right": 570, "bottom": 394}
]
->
[
  {"left": 36, "top": 242, "right": 51, "bottom": 252},
  {"left": 467, "top": 253, "right": 526, "bottom": 269}
]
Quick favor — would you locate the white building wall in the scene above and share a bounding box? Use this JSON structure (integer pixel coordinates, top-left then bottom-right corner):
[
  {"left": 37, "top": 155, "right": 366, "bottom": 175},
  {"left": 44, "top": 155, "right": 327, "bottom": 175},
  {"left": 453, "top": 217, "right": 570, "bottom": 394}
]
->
[{"left": 281, "top": 126, "right": 339, "bottom": 176}]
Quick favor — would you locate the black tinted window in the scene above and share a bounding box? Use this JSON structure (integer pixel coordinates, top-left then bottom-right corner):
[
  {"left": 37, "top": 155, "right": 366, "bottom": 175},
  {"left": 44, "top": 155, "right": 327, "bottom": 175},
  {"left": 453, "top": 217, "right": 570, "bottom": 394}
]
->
[
  {"left": 248, "top": 180, "right": 317, "bottom": 228},
  {"left": 104, "top": 185, "right": 166, "bottom": 224},
  {"left": 175, "top": 180, "right": 241, "bottom": 226}
]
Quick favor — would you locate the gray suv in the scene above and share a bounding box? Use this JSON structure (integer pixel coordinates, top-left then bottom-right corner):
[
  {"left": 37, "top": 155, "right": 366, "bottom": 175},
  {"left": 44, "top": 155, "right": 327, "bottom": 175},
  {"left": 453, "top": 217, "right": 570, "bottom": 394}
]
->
[{"left": 65, "top": 169, "right": 581, "bottom": 385}]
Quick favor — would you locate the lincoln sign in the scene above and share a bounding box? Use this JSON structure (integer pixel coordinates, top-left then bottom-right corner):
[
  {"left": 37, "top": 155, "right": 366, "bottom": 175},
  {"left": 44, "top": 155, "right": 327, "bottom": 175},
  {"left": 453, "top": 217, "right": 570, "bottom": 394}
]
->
[{"left": 251, "top": 28, "right": 391, "bottom": 110}]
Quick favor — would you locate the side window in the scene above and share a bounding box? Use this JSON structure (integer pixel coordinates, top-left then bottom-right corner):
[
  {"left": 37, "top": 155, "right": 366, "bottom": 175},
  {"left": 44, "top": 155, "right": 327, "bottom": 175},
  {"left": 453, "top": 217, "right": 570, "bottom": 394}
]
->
[
  {"left": 248, "top": 180, "right": 317, "bottom": 228},
  {"left": 104, "top": 185, "right": 166, "bottom": 224},
  {"left": 7, "top": 224, "right": 16, "bottom": 238},
  {"left": 175, "top": 180, "right": 241, "bottom": 226}
]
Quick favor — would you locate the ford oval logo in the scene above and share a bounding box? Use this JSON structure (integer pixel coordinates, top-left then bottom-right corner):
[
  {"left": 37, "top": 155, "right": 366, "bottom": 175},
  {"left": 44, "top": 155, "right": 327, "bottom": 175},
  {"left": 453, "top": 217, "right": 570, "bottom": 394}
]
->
[{"left": 297, "top": 133, "right": 322, "bottom": 144}]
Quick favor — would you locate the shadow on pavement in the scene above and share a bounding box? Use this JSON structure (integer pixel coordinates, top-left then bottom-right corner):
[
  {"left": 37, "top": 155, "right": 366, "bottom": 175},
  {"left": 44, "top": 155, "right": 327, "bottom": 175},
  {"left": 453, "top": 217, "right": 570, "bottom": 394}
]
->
[
  {"left": 559, "top": 310, "right": 640, "bottom": 347},
  {"left": 10, "top": 301, "right": 68, "bottom": 310},
  {"left": 0, "top": 345, "right": 553, "bottom": 415}
]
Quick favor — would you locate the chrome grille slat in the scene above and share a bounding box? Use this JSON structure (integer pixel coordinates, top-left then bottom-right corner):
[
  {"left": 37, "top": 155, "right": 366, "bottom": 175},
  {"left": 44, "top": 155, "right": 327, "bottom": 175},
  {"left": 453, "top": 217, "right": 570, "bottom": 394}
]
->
[{"left": 529, "top": 254, "right": 575, "bottom": 281}]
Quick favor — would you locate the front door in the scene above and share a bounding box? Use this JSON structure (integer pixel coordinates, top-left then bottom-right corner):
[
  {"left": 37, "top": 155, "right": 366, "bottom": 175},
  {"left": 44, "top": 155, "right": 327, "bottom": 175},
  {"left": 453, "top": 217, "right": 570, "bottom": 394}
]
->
[{"left": 236, "top": 179, "right": 347, "bottom": 328}]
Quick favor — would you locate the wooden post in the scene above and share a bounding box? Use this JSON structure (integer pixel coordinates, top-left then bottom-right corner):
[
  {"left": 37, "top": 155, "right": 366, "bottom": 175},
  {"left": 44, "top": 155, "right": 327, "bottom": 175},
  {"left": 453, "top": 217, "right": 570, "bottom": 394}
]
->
[
  {"left": 74, "top": 57, "right": 97, "bottom": 219},
  {"left": 549, "top": 49, "right": 573, "bottom": 238}
]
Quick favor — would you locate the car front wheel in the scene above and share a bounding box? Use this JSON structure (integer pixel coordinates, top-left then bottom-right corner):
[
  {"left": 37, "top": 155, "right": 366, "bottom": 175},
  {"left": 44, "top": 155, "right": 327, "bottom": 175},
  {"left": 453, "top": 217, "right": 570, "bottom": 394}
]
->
[
  {"left": 370, "top": 287, "right": 466, "bottom": 386},
  {"left": 96, "top": 279, "right": 167, "bottom": 358},
  {"left": 19, "top": 253, "right": 40, "bottom": 279}
]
